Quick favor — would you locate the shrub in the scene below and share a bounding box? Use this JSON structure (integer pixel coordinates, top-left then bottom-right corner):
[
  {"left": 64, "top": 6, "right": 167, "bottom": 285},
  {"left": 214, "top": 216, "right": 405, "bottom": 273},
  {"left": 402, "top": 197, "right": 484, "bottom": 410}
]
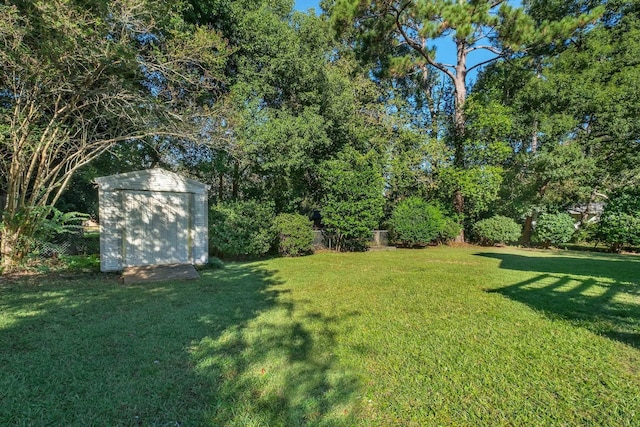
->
[
  {"left": 438, "top": 217, "right": 462, "bottom": 244},
  {"left": 206, "top": 257, "right": 225, "bottom": 270},
  {"left": 473, "top": 215, "right": 521, "bottom": 246},
  {"left": 598, "top": 213, "right": 640, "bottom": 252},
  {"left": 572, "top": 221, "right": 599, "bottom": 244},
  {"left": 209, "top": 200, "right": 276, "bottom": 258},
  {"left": 274, "top": 213, "right": 314, "bottom": 257},
  {"left": 59, "top": 254, "right": 101, "bottom": 272},
  {"left": 597, "top": 188, "right": 640, "bottom": 252},
  {"left": 534, "top": 213, "right": 576, "bottom": 248},
  {"left": 319, "top": 148, "right": 384, "bottom": 251},
  {"left": 388, "top": 197, "right": 447, "bottom": 247}
]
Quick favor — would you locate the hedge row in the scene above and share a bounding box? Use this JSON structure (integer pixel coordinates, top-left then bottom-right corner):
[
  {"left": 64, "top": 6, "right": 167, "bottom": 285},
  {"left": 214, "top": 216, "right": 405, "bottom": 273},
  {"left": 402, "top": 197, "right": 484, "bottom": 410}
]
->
[{"left": 208, "top": 190, "right": 640, "bottom": 257}]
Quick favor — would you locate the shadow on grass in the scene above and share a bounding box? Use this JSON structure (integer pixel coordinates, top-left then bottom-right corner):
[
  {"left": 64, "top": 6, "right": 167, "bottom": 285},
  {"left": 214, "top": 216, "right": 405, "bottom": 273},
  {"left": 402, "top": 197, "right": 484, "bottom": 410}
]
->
[
  {"left": 476, "top": 252, "right": 640, "bottom": 349},
  {"left": 0, "top": 263, "right": 357, "bottom": 425}
]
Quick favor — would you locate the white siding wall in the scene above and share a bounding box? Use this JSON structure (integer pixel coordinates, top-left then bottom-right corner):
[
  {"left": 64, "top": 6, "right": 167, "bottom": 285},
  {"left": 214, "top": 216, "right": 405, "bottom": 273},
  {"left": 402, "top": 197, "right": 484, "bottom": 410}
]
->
[
  {"left": 99, "top": 189, "right": 123, "bottom": 272},
  {"left": 96, "top": 168, "right": 209, "bottom": 272},
  {"left": 192, "top": 193, "right": 208, "bottom": 264}
]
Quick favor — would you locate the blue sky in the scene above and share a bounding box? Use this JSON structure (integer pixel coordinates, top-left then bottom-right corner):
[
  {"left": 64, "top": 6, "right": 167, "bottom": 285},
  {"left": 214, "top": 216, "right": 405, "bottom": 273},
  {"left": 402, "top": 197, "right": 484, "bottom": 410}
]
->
[{"left": 294, "top": 0, "right": 322, "bottom": 14}]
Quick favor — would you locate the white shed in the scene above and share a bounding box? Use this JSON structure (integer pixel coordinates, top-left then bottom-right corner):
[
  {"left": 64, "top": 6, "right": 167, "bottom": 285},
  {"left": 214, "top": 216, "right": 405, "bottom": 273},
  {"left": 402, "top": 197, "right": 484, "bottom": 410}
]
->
[{"left": 95, "top": 168, "right": 209, "bottom": 272}]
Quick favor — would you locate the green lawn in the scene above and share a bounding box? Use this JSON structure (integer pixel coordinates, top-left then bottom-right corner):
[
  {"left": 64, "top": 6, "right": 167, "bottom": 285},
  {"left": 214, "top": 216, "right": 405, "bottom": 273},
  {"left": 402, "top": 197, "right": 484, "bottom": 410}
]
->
[{"left": 1, "top": 247, "right": 639, "bottom": 426}]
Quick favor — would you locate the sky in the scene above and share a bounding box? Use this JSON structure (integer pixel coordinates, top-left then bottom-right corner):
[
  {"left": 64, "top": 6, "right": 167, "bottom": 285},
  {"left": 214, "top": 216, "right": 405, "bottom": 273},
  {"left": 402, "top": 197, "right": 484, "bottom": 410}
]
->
[
  {"left": 294, "top": 0, "right": 323, "bottom": 14},
  {"left": 292, "top": 0, "right": 523, "bottom": 83}
]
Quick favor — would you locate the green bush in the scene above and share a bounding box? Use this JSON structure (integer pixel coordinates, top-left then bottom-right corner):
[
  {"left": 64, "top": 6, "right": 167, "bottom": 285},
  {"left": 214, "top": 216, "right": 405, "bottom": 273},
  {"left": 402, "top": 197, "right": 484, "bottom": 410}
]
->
[
  {"left": 534, "top": 213, "right": 576, "bottom": 248},
  {"left": 597, "top": 188, "right": 640, "bottom": 252},
  {"left": 598, "top": 213, "right": 640, "bottom": 252},
  {"left": 319, "top": 148, "right": 384, "bottom": 251},
  {"left": 206, "top": 257, "right": 225, "bottom": 270},
  {"left": 11, "top": 207, "right": 91, "bottom": 258},
  {"left": 572, "top": 221, "right": 599, "bottom": 244},
  {"left": 388, "top": 197, "right": 447, "bottom": 247},
  {"left": 274, "top": 213, "right": 314, "bottom": 257},
  {"left": 59, "top": 254, "right": 100, "bottom": 272},
  {"left": 472, "top": 215, "right": 521, "bottom": 246},
  {"left": 209, "top": 200, "right": 276, "bottom": 258},
  {"left": 439, "top": 217, "right": 462, "bottom": 244}
]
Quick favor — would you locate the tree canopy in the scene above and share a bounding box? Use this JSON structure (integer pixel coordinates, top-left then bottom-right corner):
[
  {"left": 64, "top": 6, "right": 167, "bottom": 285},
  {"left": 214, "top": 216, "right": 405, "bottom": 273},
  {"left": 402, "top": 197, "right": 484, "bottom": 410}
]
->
[
  {"left": 0, "top": 0, "right": 229, "bottom": 267},
  {"left": 1, "top": 0, "right": 639, "bottom": 268}
]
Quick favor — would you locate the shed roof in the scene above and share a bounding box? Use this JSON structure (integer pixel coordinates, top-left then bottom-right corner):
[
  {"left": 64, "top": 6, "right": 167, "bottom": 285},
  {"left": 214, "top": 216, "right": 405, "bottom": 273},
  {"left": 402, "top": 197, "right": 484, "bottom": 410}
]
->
[{"left": 94, "top": 168, "right": 209, "bottom": 194}]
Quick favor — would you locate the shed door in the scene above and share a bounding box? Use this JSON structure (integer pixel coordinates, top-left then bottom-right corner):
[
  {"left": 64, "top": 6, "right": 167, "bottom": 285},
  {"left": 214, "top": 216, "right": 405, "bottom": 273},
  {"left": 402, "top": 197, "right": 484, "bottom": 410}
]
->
[{"left": 124, "top": 191, "right": 190, "bottom": 266}]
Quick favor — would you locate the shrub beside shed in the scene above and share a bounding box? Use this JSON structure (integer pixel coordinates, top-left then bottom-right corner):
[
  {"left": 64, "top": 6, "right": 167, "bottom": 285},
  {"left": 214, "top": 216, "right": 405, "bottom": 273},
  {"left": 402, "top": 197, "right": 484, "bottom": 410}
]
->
[{"left": 95, "top": 168, "right": 208, "bottom": 272}]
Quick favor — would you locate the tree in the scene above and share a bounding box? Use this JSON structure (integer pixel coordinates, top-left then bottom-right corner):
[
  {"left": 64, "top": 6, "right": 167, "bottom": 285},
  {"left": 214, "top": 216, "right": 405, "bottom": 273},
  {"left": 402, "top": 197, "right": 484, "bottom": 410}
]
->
[
  {"left": 331, "top": 0, "right": 601, "bottom": 241},
  {"left": 331, "top": 0, "right": 527, "bottom": 240},
  {"left": 319, "top": 148, "right": 385, "bottom": 251},
  {"left": 198, "top": 3, "right": 402, "bottom": 220},
  {"left": 546, "top": 1, "right": 640, "bottom": 190},
  {"left": 0, "top": 0, "right": 229, "bottom": 269},
  {"left": 473, "top": 0, "right": 635, "bottom": 243}
]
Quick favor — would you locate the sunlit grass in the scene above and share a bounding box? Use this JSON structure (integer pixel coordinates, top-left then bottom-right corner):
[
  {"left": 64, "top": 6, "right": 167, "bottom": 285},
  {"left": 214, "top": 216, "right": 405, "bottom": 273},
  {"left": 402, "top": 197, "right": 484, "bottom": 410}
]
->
[
  {"left": 1, "top": 247, "right": 639, "bottom": 425},
  {"left": 265, "top": 248, "right": 640, "bottom": 425}
]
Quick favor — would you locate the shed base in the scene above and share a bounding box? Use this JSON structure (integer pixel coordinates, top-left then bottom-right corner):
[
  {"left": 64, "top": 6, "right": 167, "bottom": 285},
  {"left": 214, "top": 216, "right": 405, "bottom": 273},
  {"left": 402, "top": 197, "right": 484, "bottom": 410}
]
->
[{"left": 122, "top": 264, "right": 199, "bottom": 284}]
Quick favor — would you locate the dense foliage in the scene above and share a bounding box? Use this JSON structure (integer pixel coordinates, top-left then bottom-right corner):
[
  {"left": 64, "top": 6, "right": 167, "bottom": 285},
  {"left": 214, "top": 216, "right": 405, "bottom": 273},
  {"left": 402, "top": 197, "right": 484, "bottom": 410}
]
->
[
  {"left": 439, "top": 218, "right": 463, "bottom": 244},
  {"left": 0, "top": 0, "right": 229, "bottom": 269},
  {"left": 597, "top": 188, "right": 640, "bottom": 252},
  {"left": 389, "top": 197, "right": 447, "bottom": 247},
  {"left": 473, "top": 216, "right": 522, "bottom": 246},
  {"left": 209, "top": 201, "right": 276, "bottom": 258},
  {"left": 534, "top": 213, "right": 576, "bottom": 248},
  {"left": 319, "top": 149, "right": 385, "bottom": 251},
  {"left": 2, "top": 0, "right": 640, "bottom": 270},
  {"left": 274, "top": 213, "right": 314, "bottom": 257}
]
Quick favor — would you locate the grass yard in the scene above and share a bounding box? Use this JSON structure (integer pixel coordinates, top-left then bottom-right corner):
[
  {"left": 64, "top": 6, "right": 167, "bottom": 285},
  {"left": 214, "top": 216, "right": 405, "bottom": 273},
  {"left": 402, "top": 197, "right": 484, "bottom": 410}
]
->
[{"left": 1, "top": 247, "right": 639, "bottom": 426}]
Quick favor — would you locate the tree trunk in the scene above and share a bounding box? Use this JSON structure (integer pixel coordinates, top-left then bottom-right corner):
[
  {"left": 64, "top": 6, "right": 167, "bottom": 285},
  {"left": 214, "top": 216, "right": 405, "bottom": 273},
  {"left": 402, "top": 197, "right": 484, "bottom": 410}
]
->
[
  {"left": 218, "top": 172, "right": 224, "bottom": 203},
  {"left": 232, "top": 161, "right": 239, "bottom": 200},
  {"left": 531, "top": 119, "right": 539, "bottom": 153},
  {"left": 453, "top": 41, "right": 467, "bottom": 169},
  {"left": 520, "top": 215, "right": 534, "bottom": 246},
  {"left": 0, "top": 227, "right": 21, "bottom": 272},
  {"left": 420, "top": 64, "right": 441, "bottom": 139},
  {"left": 453, "top": 189, "right": 465, "bottom": 243},
  {"left": 451, "top": 39, "right": 468, "bottom": 243},
  {"left": 521, "top": 118, "right": 542, "bottom": 245}
]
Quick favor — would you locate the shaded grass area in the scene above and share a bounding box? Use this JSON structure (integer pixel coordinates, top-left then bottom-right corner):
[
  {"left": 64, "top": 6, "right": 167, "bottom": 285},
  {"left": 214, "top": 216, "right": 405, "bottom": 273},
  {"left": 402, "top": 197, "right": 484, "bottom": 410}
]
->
[
  {"left": 1, "top": 247, "right": 639, "bottom": 425},
  {"left": 0, "top": 263, "right": 356, "bottom": 426}
]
